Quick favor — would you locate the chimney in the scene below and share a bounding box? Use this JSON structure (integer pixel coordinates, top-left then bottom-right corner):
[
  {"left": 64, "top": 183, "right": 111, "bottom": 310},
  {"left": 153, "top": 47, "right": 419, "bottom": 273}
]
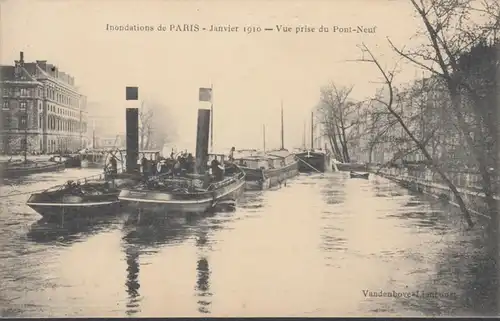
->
[
  {"left": 36, "top": 60, "right": 47, "bottom": 71},
  {"left": 20, "top": 51, "right": 24, "bottom": 63}
]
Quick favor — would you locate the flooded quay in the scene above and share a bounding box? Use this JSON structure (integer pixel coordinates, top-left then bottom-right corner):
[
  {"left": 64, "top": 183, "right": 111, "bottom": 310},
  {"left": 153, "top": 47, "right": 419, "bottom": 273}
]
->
[{"left": 0, "top": 168, "right": 494, "bottom": 317}]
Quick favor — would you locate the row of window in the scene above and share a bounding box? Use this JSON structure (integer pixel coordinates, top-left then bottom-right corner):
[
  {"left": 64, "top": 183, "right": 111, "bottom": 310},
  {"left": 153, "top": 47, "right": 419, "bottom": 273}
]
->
[
  {"left": 3, "top": 86, "right": 82, "bottom": 108},
  {"left": 2, "top": 115, "right": 27, "bottom": 129},
  {"left": 46, "top": 86, "right": 79, "bottom": 107},
  {"left": 2, "top": 87, "right": 32, "bottom": 97},
  {"left": 46, "top": 115, "right": 85, "bottom": 132},
  {"left": 47, "top": 104, "right": 80, "bottom": 118},
  {"left": 3, "top": 113, "right": 87, "bottom": 133},
  {"left": 3, "top": 100, "right": 82, "bottom": 119},
  {"left": 2, "top": 100, "right": 31, "bottom": 110}
]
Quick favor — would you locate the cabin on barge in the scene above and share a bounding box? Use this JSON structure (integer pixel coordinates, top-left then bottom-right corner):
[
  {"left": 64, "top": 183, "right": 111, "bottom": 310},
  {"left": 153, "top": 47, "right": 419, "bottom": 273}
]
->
[{"left": 234, "top": 149, "right": 298, "bottom": 190}]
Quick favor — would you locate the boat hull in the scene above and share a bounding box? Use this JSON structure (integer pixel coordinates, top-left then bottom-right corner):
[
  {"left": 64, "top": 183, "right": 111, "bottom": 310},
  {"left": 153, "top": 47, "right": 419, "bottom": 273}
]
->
[
  {"left": 26, "top": 174, "right": 141, "bottom": 220},
  {"left": 296, "top": 152, "right": 328, "bottom": 173},
  {"left": 241, "top": 161, "right": 299, "bottom": 190},
  {"left": 3, "top": 162, "right": 65, "bottom": 179},
  {"left": 27, "top": 201, "right": 121, "bottom": 222},
  {"left": 119, "top": 178, "right": 246, "bottom": 215},
  {"left": 336, "top": 163, "right": 368, "bottom": 172},
  {"left": 350, "top": 172, "right": 369, "bottom": 179}
]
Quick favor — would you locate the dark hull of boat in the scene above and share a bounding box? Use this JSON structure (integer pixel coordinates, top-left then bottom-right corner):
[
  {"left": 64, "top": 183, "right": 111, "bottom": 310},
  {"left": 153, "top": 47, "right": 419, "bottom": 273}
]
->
[
  {"left": 3, "top": 162, "right": 65, "bottom": 178},
  {"left": 26, "top": 174, "right": 142, "bottom": 220},
  {"left": 336, "top": 163, "right": 368, "bottom": 172},
  {"left": 65, "top": 159, "right": 82, "bottom": 168},
  {"left": 49, "top": 155, "right": 81, "bottom": 168},
  {"left": 118, "top": 176, "right": 246, "bottom": 215},
  {"left": 241, "top": 161, "right": 299, "bottom": 190},
  {"left": 27, "top": 201, "right": 121, "bottom": 222},
  {"left": 296, "top": 152, "right": 327, "bottom": 173},
  {"left": 350, "top": 172, "right": 369, "bottom": 179}
]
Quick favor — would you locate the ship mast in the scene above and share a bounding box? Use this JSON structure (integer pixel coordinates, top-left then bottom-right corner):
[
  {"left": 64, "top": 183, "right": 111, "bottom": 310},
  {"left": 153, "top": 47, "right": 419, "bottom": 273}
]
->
[
  {"left": 23, "top": 101, "right": 28, "bottom": 163},
  {"left": 310, "top": 111, "right": 314, "bottom": 150},
  {"left": 280, "top": 100, "right": 284, "bottom": 150},
  {"left": 302, "top": 121, "right": 306, "bottom": 149},
  {"left": 263, "top": 124, "right": 266, "bottom": 152}
]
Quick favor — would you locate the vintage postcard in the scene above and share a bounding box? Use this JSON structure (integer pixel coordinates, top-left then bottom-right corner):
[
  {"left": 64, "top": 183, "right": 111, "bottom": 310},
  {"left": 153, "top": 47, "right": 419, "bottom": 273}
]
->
[{"left": 0, "top": 0, "right": 498, "bottom": 317}]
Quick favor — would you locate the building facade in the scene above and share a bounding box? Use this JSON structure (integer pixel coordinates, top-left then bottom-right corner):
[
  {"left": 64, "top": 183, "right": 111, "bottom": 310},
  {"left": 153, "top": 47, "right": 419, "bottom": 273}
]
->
[{"left": 0, "top": 52, "right": 88, "bottom": 154}]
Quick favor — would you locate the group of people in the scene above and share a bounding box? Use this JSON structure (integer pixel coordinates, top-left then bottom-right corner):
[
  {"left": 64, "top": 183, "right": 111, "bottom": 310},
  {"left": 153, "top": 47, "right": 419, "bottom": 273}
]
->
[
  {"left": 140, "top": 151, "right": 195, "bottom": 180},
  {"left": 103, "top": 147, "right": 237, "bottom": 184}
]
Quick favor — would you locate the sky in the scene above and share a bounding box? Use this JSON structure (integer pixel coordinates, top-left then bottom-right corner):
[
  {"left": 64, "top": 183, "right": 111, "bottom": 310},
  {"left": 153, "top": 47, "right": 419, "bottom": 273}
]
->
[{"left": 1, "top": 0, "right": 425, "bottom": 152}]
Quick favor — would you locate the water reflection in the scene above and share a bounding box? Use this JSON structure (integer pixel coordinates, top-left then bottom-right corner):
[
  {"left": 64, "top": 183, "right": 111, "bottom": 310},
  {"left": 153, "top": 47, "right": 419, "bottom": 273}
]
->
[
  {"left": 195, "top": 256, "right": 212, "bottom": 314},
  {"left": 238, "top": 191, "right": 266, "bottom": 211},
  {"left": 125, "top": 246, "right": 141, "bottom": 316},
  {"left": 120, "top": 216, "right": 200, "bottom": 317},
  {"left": 27, "top": 216, "right": 123, "bottom": 245},
  {"left": 122, "top": 215, "right": 197, "bottom": 249},
  {"left": 0, "top": 167, "right": 497, "bottom": 316}
]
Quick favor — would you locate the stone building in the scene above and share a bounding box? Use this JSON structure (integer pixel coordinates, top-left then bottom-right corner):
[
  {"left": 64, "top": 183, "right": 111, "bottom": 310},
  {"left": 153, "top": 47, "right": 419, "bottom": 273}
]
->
[{"left": 0, "top": 52, "right": 88, "bottom": 154}]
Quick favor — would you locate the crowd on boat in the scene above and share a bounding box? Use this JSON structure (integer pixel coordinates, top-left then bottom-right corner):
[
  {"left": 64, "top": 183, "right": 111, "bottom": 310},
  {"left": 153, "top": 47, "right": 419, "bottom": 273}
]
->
[{"left": 138, "top": 150, "right": 196, "bottom": 179}]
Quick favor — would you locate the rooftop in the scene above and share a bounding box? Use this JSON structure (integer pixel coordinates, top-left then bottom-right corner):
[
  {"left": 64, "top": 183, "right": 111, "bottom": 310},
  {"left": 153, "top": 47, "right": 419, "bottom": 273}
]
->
[{"left": 1, "top": 52, "right": 78, "bottom": 89}]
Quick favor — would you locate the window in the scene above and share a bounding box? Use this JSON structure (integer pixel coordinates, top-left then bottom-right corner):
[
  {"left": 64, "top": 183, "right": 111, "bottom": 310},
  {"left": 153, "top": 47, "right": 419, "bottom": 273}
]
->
[
  {"left": 3, "top": 115, "right": 11, "bottom": 129},
  {"left": 20, "top": 101, "right": 27, "bottom": 110},
  {"left": 20, "top": 88, "right": 28, "bottom": 96},
  {"left": 19, "top": 115, "right": 27, "bottom": 129},
  {"left": 2, "top": 101, "right": 9, "bottom": 110}
]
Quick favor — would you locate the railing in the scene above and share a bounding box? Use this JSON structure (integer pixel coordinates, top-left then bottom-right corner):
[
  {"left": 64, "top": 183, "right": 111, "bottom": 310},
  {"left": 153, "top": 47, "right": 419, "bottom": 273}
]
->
[
  {"left": 374, "top": 166, "right": 498, "bottom": 197},
  {"left": 40, "top": 166, "right": 127, "bottom": 193}
]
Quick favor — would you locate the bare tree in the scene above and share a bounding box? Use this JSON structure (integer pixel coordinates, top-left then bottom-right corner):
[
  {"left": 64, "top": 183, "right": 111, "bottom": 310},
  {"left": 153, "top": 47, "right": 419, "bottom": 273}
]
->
[
  {"left": 387, "top": 0, "right": 499, "bottom": 227},
  {"left": 139, "top": 101, "right": 153, "bottom": 150},
  {"left": 355, "top": 43, "right": 475, "bottom": 228},
  {"left": 139, "top": 100, "right": 176, "bottom": 150},
  {"left": 317, "top": 82, "right": 365, "bottom": 162},
  {"left": 361, "top": 105, "right": 400, "bottom": 163}
]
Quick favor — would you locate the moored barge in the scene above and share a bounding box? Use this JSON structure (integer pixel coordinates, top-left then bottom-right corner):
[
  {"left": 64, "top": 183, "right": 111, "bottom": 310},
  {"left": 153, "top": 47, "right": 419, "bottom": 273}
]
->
[
  {"left": 234, "top": 149, "right": 298, "bottom": 190},
  {"left": 295, "top": 149, "right": 329, "bottom": 173},
  {"left": 118, "top": 159, "right": 246, "bottom": 215}
]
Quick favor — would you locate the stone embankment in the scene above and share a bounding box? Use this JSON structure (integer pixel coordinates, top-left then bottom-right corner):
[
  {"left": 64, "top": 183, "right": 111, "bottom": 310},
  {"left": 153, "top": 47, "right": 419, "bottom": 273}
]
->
[{"left": 371, "top": 166, "right": 499, "bottom": 219}]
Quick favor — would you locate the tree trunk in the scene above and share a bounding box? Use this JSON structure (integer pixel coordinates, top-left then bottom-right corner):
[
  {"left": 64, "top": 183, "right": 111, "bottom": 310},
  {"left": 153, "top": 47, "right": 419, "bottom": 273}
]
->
[
  {"left": 327, "top": 125, "right": 343, "bottom": 160},
  {"left": 379, "top": 79, "right": 476, "bottom": 228}
]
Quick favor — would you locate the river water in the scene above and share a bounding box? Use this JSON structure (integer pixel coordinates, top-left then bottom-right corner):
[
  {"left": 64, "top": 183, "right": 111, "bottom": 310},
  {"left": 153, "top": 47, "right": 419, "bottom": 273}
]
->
[{"left": 0, "top": 169, "right": 495, "bottom": 317}]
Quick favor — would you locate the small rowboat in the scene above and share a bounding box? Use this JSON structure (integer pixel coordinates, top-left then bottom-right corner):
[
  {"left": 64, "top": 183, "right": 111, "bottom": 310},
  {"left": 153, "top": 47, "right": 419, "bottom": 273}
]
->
[{"left": 350, "top": 171, "right": 369, "bottom": 179}]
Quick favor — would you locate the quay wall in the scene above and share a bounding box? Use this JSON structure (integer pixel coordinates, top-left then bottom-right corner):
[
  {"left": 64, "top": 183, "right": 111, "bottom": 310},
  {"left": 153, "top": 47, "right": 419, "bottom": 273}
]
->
[{"left": 370, "top": 166, "right": 499, "bottom": 219}]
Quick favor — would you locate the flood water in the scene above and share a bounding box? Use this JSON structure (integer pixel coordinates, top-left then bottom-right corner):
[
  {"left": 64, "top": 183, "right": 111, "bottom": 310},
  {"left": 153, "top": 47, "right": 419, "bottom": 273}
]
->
[{"left": 0, "top": 169, "right": 495, "bottom": 317}]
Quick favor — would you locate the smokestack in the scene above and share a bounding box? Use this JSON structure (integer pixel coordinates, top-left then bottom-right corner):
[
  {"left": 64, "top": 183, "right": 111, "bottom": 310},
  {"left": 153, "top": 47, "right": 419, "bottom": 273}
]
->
[
  {"left": 195, "top": 109, "right": 211, "bottom": 174},
  {"left": 125, "top": 108, "right": 139, "bottom": 173},
  {"left": 20, "top": 52, "right": 24, "bottom": 63},
  {"left": 125, "top": 86, "right": 139, "bottom": 173}
]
